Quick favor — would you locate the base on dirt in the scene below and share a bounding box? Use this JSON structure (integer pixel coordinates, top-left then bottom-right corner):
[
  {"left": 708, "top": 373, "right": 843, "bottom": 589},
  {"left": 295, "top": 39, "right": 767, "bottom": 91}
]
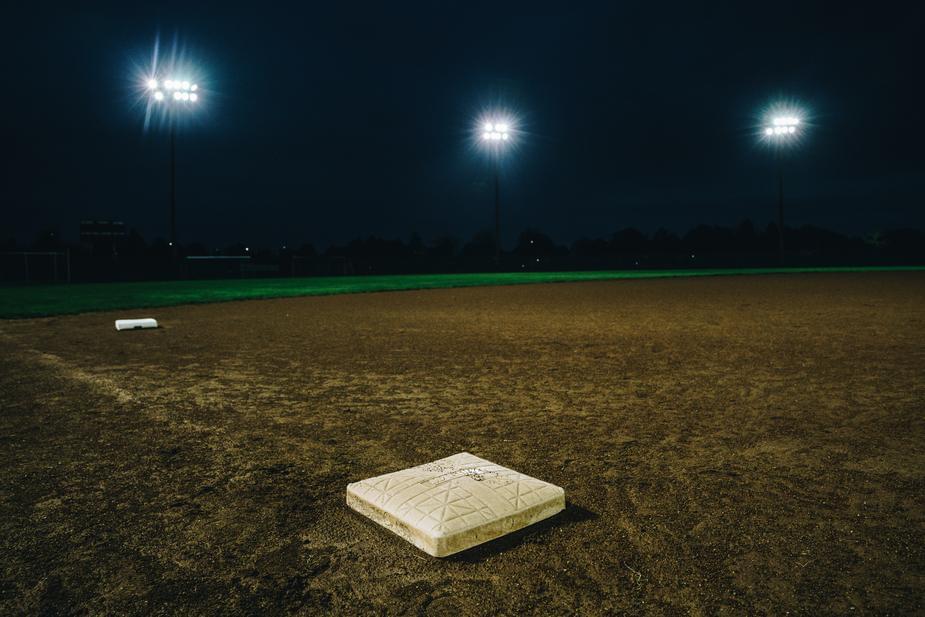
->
[
  {"left": 347, "top": 452, "right": 565, "bottom": 557},
  {"left": 115, "top": 318, "right": 158, "bottom": 331}
]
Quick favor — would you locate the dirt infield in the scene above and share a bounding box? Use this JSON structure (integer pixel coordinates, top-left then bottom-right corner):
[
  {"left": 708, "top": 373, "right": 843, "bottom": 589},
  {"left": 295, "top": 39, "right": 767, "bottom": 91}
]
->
[{"left": 1, "top": 273, "right": 923, "bottom": 615}]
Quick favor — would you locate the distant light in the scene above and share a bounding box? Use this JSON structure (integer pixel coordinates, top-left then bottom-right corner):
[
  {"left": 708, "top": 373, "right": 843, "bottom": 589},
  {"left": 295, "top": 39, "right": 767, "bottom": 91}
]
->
[
  {"left": 478, "top": 115, "right": 514, "bottom": 147},
  {"left": 189, "top": 93, "right": 198, "bottom": 102},
  {"left": 772, "top": 116, "right": 800, "bottom": 126},
  {"left": 191, "top": 84, "right": 198, "bottom": 91},
  {"left": 146, "top": 78, "right": 158, "bottom": 90},
  {"left": 153, "top": 90, "right": 165, "bottom": 101},
  {"left": 165, "top": 80, "right": 174, "bottom": 90},
  {"left": 765, "top": 112, "right": 801, "bottom": 141},
  {"left": 181, "top": 81, "right": 190, "bottom": 90},
  {"left": 245, "top": 247, "right": 249, "bottom": 252},
  {"left": 481, "top": 130, "right": 512, "bottom": 141}
]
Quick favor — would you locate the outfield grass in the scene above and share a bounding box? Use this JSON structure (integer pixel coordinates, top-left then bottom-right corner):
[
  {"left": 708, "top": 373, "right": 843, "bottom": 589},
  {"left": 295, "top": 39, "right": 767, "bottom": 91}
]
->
[{"left": 0, "top": 266, "right": 922, "bottom": 318}]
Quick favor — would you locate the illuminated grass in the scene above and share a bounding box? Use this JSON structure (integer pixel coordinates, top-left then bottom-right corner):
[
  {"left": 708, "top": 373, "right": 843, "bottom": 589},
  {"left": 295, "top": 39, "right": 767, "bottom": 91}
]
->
[{"left": 1, "top": 266, "right": 922, "bottom": 318}]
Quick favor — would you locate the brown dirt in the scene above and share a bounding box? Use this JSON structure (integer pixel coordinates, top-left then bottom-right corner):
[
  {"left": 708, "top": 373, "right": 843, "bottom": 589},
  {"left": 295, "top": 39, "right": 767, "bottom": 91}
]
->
[{"left": 1, "top": 273, "right": 923, "bottom": 615}]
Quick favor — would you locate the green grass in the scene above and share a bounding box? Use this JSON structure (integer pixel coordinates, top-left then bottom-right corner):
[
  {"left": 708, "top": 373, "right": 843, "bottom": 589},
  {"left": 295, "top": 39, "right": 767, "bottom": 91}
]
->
[{"left": 1, "top": 266, "right": 922, "bottom": 319}]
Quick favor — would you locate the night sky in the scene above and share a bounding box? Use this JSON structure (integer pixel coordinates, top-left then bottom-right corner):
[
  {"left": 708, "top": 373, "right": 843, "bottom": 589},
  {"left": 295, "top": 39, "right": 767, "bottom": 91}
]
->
[{"left": 4, "top": 2, "right": 923, "bottom": 249}]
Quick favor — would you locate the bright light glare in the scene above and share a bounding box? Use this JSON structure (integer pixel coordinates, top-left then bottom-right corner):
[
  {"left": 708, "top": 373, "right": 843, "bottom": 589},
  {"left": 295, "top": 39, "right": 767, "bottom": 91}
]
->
[
  {"left": 478, "top": 117, "right": 513, "bottom": 144},
  {"left": 772, "top": 116, "right": 800, "bottom": 126},
  {"left": 149, "top": 76, "right": 201, "bottom": 104},
  {"left": 764, "top": 111, "right": 802, "bottom": 141}
]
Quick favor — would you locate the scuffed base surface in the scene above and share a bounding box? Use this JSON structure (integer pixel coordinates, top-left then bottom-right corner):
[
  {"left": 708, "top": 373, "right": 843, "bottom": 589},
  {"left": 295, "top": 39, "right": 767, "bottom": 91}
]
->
[
  {"left": 1, "top": 273, "right": 923, "bottom": 615},
  {"left": 347, "top": 452, "right": 565, "bottom": 556}
]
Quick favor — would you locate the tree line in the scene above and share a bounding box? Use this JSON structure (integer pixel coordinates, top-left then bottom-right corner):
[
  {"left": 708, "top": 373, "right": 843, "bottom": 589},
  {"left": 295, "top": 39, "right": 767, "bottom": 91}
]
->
[{"left": 3, "top": 220, "right": 923, "bottom": 282}]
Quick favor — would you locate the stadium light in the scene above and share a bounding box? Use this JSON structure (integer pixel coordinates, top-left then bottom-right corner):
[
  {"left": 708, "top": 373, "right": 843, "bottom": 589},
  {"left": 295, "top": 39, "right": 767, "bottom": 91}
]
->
[
  {"left": 144, "top": 73, "right": 203, "bottom": 259},
  {"left": 762, "top": 107, "right": 806, "bottom": 264},
  {"left": 481, "top": 121, "right": 511, "bottom": 142},
  {"left": 764, "top": 115, "right": 800, "bottom": 138},
  {"left": 478, "top": 115, "right": 515, "bottom": 263},
  {"left": 147, "top": 75, "right": 200, "bottom": 107}
]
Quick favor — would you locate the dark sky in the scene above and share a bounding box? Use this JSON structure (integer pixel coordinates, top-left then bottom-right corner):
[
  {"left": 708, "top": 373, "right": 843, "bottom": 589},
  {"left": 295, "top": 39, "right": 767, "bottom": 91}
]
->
[{"left": 3, "top": 1, "right": 923, "bottom": 248}]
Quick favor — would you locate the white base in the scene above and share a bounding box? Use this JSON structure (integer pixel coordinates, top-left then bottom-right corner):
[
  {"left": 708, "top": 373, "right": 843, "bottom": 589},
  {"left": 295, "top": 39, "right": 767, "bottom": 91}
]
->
[
  {"left": 347, "top": 452, "right": 565, "bottom": 557},
  {"left": 115, "top": 318, "right": 158, "bottom": 331}
]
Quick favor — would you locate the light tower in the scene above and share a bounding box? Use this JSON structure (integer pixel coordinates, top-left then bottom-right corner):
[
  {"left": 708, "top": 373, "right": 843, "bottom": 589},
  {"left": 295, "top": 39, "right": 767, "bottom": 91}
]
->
[
  {"left": 145, "top": 76, "right": 201, "bottom": 256},
  {"left": 479, "top": 119, "right": 512, "bottom": 263},
  {"left": 763, "top": 113, "right": 802, "bottom": 264}
]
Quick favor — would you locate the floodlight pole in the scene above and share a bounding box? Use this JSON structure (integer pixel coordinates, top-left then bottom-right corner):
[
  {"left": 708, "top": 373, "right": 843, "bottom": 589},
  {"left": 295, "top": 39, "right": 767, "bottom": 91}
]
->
[
  {"left": 494, "top": 163, "right": 501, "bottom": 264},
  {"left": 777, "top": 161, "right": 784, "bottom": 264},
  {"left": 169, "top": 120, "right": 177, "bottom": 258}
]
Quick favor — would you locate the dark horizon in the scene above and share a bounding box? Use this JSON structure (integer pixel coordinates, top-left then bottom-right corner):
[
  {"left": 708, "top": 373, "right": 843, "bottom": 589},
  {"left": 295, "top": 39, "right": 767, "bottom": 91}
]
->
[{"left": 4, "top": 2, "right": 923, "bottom": 250}]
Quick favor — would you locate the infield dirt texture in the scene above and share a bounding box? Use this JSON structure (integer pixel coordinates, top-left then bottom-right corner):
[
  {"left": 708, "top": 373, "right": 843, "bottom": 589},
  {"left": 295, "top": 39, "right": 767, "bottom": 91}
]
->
[{"left": 1, "top": 273, "right": 923, "bottom": 614}]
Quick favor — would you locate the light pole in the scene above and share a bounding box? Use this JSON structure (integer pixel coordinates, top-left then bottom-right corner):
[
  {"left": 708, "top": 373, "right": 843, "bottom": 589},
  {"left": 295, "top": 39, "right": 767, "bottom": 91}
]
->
[
  {"left": 480, "top": 120, "right": 511, "bottom": 263},
  {"left": 763, "top": 114, "right": 801, "bottom": 264},
  {"left": 145, "top": 77, "right": 200, "bottom": 257}
]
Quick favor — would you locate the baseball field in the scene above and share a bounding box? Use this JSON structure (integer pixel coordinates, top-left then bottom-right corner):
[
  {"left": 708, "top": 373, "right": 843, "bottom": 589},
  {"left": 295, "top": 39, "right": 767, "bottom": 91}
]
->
[{"left": 1, "top": 271, "right": 923, "bottom": 614}]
